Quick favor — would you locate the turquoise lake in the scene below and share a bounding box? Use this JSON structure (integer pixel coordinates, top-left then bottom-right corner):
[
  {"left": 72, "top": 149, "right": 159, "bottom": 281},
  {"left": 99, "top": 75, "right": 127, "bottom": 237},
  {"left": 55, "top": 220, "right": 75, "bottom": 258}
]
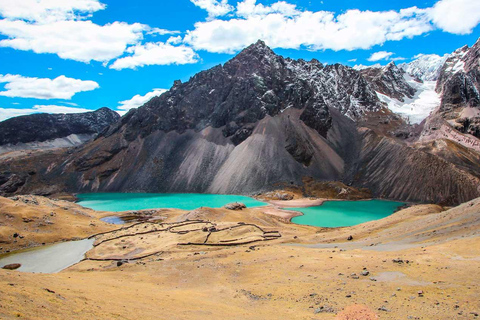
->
[
  {"left": 77, "top": 193, "right": 267, "bottom": 212},
  {"left": 290, "top": 200, "right": 405, "bottom": 228}
]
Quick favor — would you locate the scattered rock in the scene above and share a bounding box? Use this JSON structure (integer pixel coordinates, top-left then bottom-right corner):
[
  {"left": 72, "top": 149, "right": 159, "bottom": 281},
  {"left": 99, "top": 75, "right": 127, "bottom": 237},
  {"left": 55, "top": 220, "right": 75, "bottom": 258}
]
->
[
  {"left": 418, "top": 290, "right": 424, "bottom": 297},
  {"left": 2, "top": 263, "right": 21, "bottom": 270},
  {"left": 361, "top": 270, "right": 370, "bottom": 276},
  {"left": 44, "top": 288, "right": 55, "bottom": 294},
  {"left": 393, "top": 258, "right": 404, "bottom": 264},
  {"left": 378, "top": 306, "right": 391, "bottom": 312},
  {"left": 314, "top": 305, "right": 335, "bottom": 314},
  {"left": 347, "top": 235, "right": 353, "bottom": 241}
]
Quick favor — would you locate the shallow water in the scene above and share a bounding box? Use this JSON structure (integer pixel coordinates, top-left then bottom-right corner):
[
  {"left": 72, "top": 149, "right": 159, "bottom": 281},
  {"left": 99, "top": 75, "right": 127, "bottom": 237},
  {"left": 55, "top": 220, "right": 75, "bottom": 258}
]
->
[
  {"left": 290, "top": 200, "right": 405, "bottom": 228},
  {"left": 100, "top": 216, "right": 126, "bottom": 224},
  {"left": 0, "top": 239, "right": 94, "bottom": 273},
  {"left": 77, "top": 193, "right": 266, "bottom": 212}
]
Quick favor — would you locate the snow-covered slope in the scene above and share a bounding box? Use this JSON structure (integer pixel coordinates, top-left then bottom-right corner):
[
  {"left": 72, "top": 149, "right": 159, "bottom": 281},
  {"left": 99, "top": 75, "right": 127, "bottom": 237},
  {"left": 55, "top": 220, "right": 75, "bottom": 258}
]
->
[
  {"left": 399, "top": 54, "right": 450, "bottom": 81},
  {"left": 376, "top": 75, "right": 440, "bottom": 124}
]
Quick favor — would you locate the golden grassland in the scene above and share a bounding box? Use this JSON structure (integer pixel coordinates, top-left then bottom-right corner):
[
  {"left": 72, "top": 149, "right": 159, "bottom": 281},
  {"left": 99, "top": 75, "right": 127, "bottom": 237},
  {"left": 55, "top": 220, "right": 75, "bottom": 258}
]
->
[{"left": 1, "top": 195, "right": 480, "bottom": 319}]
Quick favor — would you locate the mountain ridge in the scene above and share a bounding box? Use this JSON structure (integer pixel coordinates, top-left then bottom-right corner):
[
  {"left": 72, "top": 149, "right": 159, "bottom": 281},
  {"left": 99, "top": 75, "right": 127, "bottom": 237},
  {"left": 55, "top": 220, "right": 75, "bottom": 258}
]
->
[{"left": 0, "top": 39, "right": 479, "bottom": 205}]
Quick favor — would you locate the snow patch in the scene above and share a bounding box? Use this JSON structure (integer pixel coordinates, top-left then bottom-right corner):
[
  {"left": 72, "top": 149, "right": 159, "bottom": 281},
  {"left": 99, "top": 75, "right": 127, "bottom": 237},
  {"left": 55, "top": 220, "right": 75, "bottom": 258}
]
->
[{"left": 376, "top": 75, "right": 440, "bottom": 124}]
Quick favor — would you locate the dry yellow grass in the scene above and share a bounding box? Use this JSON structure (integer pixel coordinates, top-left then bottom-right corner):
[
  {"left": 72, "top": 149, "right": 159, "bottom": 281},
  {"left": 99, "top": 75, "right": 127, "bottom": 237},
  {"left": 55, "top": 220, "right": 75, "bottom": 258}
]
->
[{"left": 1, "top": 195, "right": 480, "bottom": 319}]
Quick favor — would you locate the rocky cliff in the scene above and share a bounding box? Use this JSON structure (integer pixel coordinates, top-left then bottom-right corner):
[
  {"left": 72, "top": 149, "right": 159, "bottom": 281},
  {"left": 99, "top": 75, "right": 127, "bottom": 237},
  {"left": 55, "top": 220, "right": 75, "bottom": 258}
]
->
[
  {"left": 1, "top": 40, "right": 480, "bottom": 205},
  {"left": 0, "top": 107, "right": 120, "bottom": 153}
]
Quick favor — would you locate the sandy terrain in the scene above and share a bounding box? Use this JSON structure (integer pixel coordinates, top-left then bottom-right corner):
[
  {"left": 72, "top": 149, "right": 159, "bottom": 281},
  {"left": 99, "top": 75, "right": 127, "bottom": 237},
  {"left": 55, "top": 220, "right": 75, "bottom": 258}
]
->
[
  {"left": 267, "top": 198, "right": 327, "bottom": 208},
  {"left": 1, "top": 195, "right": 480, "bottom": 319},
  {"left": 0, "top": 195, "right": 118, "bottom": 254}
]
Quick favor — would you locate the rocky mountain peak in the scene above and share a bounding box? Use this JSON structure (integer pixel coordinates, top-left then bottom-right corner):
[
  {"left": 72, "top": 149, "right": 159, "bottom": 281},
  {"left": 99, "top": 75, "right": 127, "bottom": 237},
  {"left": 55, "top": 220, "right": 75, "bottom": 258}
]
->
[
  {"left": 0, "top": 107, "right": 120, "bottom": 147},
  {"left": 399, "top": 53, "right": 450, "bottom": 81},
  {"left": 360, "top": 60, "right": 415, "bottom": 102}
]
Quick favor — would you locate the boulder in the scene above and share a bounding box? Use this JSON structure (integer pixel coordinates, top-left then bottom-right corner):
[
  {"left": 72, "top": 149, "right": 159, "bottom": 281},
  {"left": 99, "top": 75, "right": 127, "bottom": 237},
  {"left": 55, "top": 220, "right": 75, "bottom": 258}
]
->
[
  {"left": 224, "top": 202, "right": 247, "bottom": 210},
  {"left": 2, "top": 263, "right": 21, "bottom": 270}
]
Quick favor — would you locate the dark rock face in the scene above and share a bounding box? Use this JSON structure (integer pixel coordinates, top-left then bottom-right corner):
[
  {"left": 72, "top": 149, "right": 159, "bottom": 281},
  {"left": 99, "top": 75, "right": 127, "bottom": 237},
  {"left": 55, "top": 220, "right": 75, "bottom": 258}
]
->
[
  {"left": 104, "top": 40, "right": 382, "bottom": 146},
  {"left": 360, "top": 62, "right": 416, "bottom": 101},
  {"left": 1, "top": 40, "right": 480, "bottom": 205},
  {"left": 434, "top": 40, "right": 480, "bottom": 138},
  {"left": 0, "top": 107, "right": 120, "bottom": 145}
]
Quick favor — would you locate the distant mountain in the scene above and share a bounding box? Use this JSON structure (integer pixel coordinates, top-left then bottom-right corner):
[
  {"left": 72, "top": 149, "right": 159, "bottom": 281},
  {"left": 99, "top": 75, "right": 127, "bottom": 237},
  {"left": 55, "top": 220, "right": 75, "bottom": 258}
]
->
[
  {"left": 399, "top": 53, "right": 450, "bottom": 81},
  {"left": 419, "top": 40, "right": 480, "bottom": 149},
  {"left": 0, "top": 108, "right": 120, "bottom": 154},
  {"left": 360, "top": 62, "right": 415, "bottom": 102},
  {"left": 1, "top": 39, "right": 480, "bottom": 205}
]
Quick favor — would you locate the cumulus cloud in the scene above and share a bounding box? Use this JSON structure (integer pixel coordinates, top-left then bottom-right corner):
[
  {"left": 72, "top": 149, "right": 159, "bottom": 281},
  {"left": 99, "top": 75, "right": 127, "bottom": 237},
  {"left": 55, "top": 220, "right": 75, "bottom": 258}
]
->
[
  {"left": 237, "top": 0, "right": 299, "bottom": 17},
  {"left": 0, "top": 74, "right": 99, "bottom": 99},
  {"left": 0, "top": 0, "right": 105, "bottom": 23},
  {"left": 110, "top": 42, "right": 199, "bottom": 70},
  {"left": 367, "top": 51, "right": 394, "bottom": 61},
  {"left": 190, "top": 0, "right": 233, "bottom": 18},
  {"left": 0, "top": 0, "right": 190, "bottom": 65},
  {"left": 185, "top": 1, "right": 433, "bottom": 53},
  {"left": 428, "top": 0, "right": 480, "bottom": 34},
  {"left": 0, "top": 105, "right": 93, "bottom": 122},
  {"left": 147, "top": 28, "right": 181, "bottom": 36},
  {"left": 118, "top": 89, "right": 167, "bottom": 111},
  {"left": 0, "top": 19, "right": 147, "bottom": 63}
]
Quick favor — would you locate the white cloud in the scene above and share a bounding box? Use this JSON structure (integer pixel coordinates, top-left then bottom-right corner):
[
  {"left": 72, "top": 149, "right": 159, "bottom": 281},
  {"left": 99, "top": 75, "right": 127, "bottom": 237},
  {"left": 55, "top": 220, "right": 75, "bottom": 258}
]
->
[
  {"left": 110, "top": 42, "right": 199, "bottom": 70},
  {"left": 0, "top": 74, "right": 99, "bottom": 99},
  {"left": 167, "top": 36, "right": 183, "bottom": 45},
  {"left": 147, "top": 28, "right": 181, "bottom": 36},
  {"left": 237, "top": 0, "right": 299, "bottom": 17},
  {"left": 0, "top": 19, "right": 147, "bottom": 63},
  {"left": 368, "top": 51, "right": 394, "bottom": 61},
  {"left": 348, "top": 58, "right": 357, "bottom": 62},
  {"left": 190, "top": 0, "right": 233, "bottom": 18},
  {"left": 428, "top": 0, "right": 480, "bottom": 34},
  {"left": 0, "top": 0, "right": 105, "bottom": 23},
  {"left": 118, "top": 88, "right": 167, "bottom": 111},
  {"left": 0, "top": 0, "right": 189, "bottom": 65},
  {"left": 0, "top": 105, "right": 93, "bottom": 122},
  {"left": 185, "top": 1, "right": 433, "bottom": 53}
]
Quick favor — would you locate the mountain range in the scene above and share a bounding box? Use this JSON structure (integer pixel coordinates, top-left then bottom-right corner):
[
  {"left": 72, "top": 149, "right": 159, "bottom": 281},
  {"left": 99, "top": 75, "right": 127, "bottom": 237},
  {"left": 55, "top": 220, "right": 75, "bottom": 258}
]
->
[
  {"left": 1, "top": 38, "right": 479, "bottom": 205},
  {"left": 0, "top": 108, "right": 120, "bottom": 154}
]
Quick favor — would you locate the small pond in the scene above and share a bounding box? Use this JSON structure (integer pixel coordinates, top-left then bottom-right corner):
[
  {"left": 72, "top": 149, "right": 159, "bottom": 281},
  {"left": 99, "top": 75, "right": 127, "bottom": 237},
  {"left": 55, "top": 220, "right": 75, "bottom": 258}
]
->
[
  {"left": 290, "top": 200, "right": 405, "bottom": 228},
  {"left": 0, "top": 239, "right": 94, "bottom": 273}
]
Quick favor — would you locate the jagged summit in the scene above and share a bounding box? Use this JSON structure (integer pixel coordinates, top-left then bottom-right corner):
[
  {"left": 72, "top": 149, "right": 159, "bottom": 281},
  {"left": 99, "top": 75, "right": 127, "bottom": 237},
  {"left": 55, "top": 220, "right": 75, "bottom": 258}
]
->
[
  {"left": 1, "top": 40, "right": 480, "bottom": 205},
  {"left": 0, "top": 107, "right": 120, "bottom": 146},
  {"left": 360, "top": 61, "right": 415, "bottom": 102}
]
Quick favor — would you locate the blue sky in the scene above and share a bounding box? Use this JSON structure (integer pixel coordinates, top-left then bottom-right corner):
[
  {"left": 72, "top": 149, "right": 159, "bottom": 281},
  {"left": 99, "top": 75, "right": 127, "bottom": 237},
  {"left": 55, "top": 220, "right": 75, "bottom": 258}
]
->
[{"left": 0, "top": 0, "right": 479, "bottom": 121}]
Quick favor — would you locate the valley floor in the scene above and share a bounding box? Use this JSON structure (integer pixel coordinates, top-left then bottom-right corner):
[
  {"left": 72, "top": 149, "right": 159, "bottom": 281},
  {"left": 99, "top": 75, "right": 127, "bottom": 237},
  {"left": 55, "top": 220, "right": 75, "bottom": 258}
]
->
[{"left": 1, "top": 196, "right": 480, "bottom": 319}]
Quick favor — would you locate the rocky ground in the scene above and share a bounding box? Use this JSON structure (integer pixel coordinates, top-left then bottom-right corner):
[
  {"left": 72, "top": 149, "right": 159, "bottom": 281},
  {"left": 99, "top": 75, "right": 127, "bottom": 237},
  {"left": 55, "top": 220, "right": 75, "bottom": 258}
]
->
[{"left": 0, "top": 196, "right": 480, "bottom": 319}]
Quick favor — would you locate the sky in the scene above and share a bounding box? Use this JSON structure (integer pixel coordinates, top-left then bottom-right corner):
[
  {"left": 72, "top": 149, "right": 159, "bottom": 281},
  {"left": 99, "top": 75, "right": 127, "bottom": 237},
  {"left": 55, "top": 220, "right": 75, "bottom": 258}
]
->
[{"left": 0, "top": 0, "right": 479, "bottom": 121}]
